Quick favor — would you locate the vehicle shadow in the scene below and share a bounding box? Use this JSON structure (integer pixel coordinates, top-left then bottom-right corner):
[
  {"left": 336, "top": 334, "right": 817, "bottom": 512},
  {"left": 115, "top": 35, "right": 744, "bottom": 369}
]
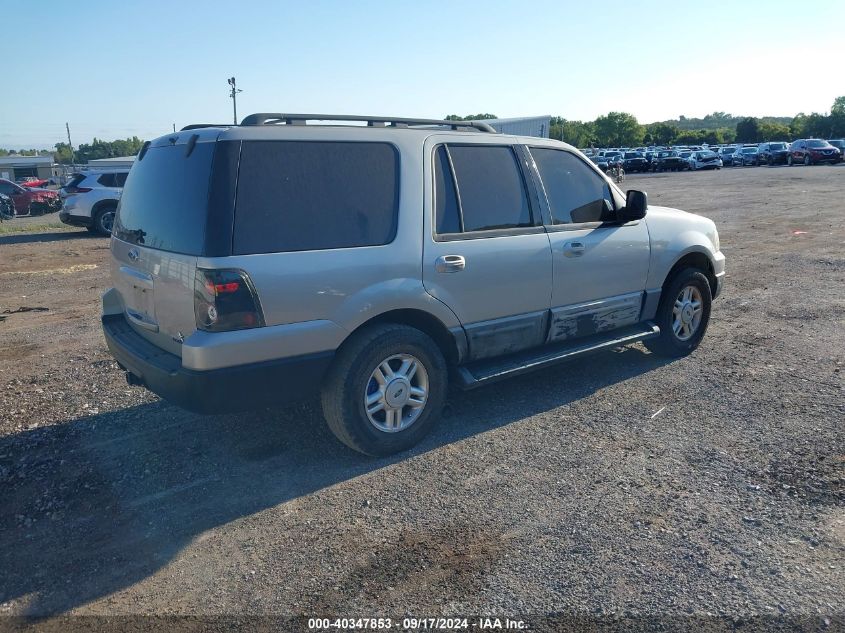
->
[
  {"left": 0, "top": 230, "right": 96, "bottom": 246},
  {"left": 0, "top": 346, "right": 671, "bottom": 616}
]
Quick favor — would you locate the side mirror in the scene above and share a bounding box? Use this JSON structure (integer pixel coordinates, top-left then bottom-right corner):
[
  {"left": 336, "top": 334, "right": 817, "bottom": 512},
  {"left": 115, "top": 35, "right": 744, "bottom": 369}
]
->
[{"left": 620, "top": 190, "right": 647, "bottom": 222}]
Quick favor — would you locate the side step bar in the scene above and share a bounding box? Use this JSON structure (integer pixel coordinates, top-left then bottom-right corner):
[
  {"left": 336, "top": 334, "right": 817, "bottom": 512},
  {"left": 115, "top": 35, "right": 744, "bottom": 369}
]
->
[{"left": 455, "top": 323, "right": 660, "bottom": 389}]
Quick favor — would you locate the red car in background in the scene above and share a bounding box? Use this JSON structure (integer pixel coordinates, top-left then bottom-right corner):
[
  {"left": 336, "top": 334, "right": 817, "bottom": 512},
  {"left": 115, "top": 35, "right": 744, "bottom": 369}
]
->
[
  {"left": 20, "top": 178, "right": 50, "bottom": 188},
  {"left": 0, "top": 178, "right": 60, "bottom": 216},
  {"left": 787, "top": 139, "right": 842, "bottom": 166}
]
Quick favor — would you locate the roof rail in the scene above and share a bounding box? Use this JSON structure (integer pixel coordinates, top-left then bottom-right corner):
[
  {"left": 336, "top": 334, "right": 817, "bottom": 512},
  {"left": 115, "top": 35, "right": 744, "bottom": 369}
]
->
[
  {"left": 239, "top": 113, "right": 498, "bottom": 133},
  {"left": 180, "top": 123, "right": 233, "bottom": 131}
]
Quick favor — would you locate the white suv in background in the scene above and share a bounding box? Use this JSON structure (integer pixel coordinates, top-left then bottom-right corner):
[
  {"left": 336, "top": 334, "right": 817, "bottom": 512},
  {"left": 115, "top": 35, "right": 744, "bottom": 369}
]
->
[{"left": 59, "top": 170, "right": 129, "bottom": 235}]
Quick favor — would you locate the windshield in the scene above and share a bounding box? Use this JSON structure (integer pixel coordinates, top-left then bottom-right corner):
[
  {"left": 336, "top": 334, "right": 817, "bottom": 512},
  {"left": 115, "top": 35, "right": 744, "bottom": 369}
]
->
[
  {"left": 721, "top": 148, "right": 736, "bottom": 154},
  {"left": 742, "top": 148, "right": 757, "bottom": 154},
  {"left": 806, "top": 140, "right": 830, "bottom": 148},
  {"left": 624, "top": 152, "right": 642, "bottom": 158},
  {"left": 769, "top": 143, "right": 787, "bottom": 150},
  {"left": 700, "top": 151, "right": 716, "bottom": 158}
]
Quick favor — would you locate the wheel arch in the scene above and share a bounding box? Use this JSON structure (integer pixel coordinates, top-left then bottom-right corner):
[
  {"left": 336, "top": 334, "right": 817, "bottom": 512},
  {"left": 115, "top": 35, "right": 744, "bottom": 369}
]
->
[
  {"left": 343, "top": 308, "right": 465, "bottom": 366},
  {"left": 91, "top": 198, "right": 119, "bottom": 216},
  {"left": 662, "top": 250, "right": 717, "bottom": 297}
]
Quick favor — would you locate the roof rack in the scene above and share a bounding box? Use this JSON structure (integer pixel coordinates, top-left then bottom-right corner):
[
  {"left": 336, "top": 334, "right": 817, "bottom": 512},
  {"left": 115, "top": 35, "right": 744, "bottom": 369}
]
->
[
  {"left": 181, "top": 123, "right": 233, "bottom": 131},
  {"left": 239, "top": 113, "right": 498, "bottom": 133}
]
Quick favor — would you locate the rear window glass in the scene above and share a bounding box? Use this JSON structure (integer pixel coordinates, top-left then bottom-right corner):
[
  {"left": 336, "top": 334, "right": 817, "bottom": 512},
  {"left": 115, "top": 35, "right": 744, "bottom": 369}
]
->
[
  {"left": 233, "top": 141, "right": 398, "bottom": 254},
  {"left": 65, "top": 174, "right": 85, "bottom": 189},
  {"left": 113, "top": 142, "right": 214, "bottom": 254}
]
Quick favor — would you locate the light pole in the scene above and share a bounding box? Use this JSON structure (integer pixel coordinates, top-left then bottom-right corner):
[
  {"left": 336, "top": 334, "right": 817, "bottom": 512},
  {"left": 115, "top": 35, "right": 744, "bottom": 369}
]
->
[{"left": 228, "top": 77, "right": 242, "bottom": 125}]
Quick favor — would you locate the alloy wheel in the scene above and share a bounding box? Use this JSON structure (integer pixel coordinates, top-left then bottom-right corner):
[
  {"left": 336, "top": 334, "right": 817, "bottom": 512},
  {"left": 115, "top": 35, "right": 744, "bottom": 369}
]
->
[
  {"left": 672, "top": 285, "right": 703, "bottom": 341},
  {"left": 364, "top": 353, "right": 429, "bottom": 432}
]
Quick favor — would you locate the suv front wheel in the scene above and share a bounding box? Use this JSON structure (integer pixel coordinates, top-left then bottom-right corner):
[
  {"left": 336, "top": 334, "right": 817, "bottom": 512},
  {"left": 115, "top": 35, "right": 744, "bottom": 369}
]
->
[
  {"left": 644, "top": 268, "right": 712, "bottom": 357},
  {"left": 321, "top": 323, "right": 448, "bottom": 456}
]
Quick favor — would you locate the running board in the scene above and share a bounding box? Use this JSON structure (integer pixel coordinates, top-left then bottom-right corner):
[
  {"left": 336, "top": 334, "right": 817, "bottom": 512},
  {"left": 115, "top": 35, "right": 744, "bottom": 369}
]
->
[{"left": 455, "top": 323, "right": 660, "bottom": 389}]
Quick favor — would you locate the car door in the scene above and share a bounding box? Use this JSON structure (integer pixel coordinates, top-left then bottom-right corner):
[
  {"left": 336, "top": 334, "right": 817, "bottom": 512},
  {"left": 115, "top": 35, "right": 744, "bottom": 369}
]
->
[
  {"left": 422, "top": 138, "right": 553, "bottom": 361},
  {"left": 525, "top": 145, "right": 651, "bottom": 343}
]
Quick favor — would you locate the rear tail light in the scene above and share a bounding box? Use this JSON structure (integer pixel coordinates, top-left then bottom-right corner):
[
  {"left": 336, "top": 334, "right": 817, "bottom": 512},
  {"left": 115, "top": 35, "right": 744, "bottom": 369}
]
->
[{"left": 194, "top": 269, "right": 265, "bottom": 332}]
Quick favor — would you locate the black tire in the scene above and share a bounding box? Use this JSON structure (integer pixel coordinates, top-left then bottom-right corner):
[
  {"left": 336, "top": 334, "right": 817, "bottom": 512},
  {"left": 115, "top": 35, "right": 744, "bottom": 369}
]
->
[
  {"left": 803, "top": 154, "right": 811, "bottom": 166},
  {"left": 320, "top": 323, "right": 448, "bottom": 456},
  {"left": 787, "top": 155, "right": 793, "bottom": 166},
  {"left": 644, "top": 268, "right": 712, "bottom": 358},
  {"left": 93, "top": 204, "right": 117, "bottom": 236}
]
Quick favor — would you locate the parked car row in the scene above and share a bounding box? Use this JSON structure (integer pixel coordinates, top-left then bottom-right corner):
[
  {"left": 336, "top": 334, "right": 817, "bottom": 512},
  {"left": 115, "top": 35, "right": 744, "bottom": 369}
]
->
[{"left": 585, "top": 138, "right": 843, "bottom": 174}]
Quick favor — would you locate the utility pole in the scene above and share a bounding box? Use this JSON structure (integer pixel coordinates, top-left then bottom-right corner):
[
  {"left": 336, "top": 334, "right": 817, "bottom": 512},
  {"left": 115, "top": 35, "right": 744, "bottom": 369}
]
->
[
  {"left": 228, "top": 77, "right": 242, "bottom": 125},
  {"left": 65, "top": 122, "right": 75, "bottom": 166}
]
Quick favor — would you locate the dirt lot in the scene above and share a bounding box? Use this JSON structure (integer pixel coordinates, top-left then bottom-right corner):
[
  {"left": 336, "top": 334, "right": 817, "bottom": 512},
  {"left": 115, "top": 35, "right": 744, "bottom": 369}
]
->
[{"left": 0, "top": 165, "right": 843, "bottom": 625}]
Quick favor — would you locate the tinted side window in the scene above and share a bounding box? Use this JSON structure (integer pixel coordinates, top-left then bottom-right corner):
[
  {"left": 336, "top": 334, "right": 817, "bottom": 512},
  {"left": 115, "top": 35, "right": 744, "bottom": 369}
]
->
[
  {"left": 530, "top": 148, "right": 614, "bottom": 224},
  {"left": 447, "top": 145, "right": 531, "bottom": 232},
  {"left": 433, "top": 146, "right": 461, "bottom": 234},
  {"left": 97, "top": 173, "right": 115, "bottom": 187},
  {"left": 233, "top": 141, "right": 398, "bottom": 255},
  {"left": 115, "top": 172, "right": 128, "bottom": 187}
]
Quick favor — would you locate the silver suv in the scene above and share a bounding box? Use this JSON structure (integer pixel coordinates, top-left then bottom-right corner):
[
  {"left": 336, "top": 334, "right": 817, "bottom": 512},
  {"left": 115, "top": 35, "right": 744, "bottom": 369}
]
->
[
  {"left": 102, "top": 113, "right": 725, "bottom": 455},
  {"left": 60, "top": 170, "right": 129, "bottom": 235}
]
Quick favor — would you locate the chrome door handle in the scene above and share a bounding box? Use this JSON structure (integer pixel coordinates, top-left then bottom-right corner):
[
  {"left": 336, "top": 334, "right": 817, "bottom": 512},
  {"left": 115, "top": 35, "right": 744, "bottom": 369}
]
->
[
  {"left": 435, "top": 255, "right": 466, "bottom": 273},
  {"left": 563, "top": 241, "right": 586, "bottom": 257}
]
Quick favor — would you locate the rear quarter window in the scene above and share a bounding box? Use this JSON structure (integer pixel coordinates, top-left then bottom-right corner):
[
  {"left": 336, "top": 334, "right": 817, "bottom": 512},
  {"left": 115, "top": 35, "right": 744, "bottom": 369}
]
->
[{"left": 233, "top": 141, "right": 399, "bottom": 254}]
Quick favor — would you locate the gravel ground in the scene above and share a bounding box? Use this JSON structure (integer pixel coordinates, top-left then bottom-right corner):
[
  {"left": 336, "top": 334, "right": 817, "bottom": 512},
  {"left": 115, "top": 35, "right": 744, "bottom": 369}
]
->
[{"left": 0, "top": 165, "right": 843, "bottom": 627}]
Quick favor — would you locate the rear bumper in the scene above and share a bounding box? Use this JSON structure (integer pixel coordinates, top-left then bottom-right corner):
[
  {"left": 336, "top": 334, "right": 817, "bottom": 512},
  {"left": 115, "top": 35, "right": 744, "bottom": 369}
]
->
[
  {"left": 59, "top": 211, "right": 93, "bottom": 227},
  {"left": 102, "top": 313, "right": 334, "bottom": 413}
]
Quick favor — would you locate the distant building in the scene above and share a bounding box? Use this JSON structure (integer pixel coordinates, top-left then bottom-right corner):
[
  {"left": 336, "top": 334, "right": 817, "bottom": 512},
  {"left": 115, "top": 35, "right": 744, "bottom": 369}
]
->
[
  {"left": 86, "top": 156, "right": 136, "bottom": 170},
  {"left": 480, "top": 116, "right": 552, "bottom": 138},
  {"left": 0, "top": 155, "right": 55, "bottom": 182}
]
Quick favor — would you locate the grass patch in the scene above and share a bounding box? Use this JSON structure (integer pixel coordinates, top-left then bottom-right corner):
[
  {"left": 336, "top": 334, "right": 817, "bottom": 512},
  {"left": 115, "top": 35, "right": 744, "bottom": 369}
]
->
[{"left": 0, "top": 221, "right": 75, "bottom": 235}]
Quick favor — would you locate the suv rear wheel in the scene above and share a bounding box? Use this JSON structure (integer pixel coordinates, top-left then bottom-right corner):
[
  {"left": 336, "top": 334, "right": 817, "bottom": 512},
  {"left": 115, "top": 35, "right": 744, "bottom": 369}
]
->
[
  {"left": 93, "top": 204, "right": 117, "bottom": 236},
  {"left": 644, "top": 268, "right": 712, "bottom": 357},
  {"left": 321, "top": 323, "right": 447, "bottom": 456}
]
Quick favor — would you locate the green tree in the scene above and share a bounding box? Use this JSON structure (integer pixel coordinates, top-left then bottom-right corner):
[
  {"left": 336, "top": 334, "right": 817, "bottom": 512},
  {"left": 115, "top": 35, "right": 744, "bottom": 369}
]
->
[
  {"left": 592, "top": 112, "right": 644, "bottom": 147},
  {"left": 757, "top": 121, "right": 791, "bottom": 141},
  {"left": 829, "top": 97, "right": 845, "bottom": 137},
  {"left": 72, "top": 136, "right": 145, "bottom": 164},
  {"left": 444, "top": 114, "right": 498, "bottom": 121},
  {"left": 735, "top": 117, "right": 760, "bottom": 143},
  {"left": 643, "top": 122, "right": 679, "bottom": 145},
  {"left": 53, "top": 142, "right": 75, "bottom": 164},
  {"left": 550, "top": 118, "right": 593, "bottom": 147}
]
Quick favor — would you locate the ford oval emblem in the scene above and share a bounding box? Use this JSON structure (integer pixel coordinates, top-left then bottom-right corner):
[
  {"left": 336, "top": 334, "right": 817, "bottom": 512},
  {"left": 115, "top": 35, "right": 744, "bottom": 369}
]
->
[{"left": 128, "top": 248, "right": 140, "bottom": 262}]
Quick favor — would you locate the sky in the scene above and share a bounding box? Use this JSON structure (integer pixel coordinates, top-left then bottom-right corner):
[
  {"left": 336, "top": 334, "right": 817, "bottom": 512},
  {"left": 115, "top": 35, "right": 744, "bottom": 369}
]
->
[{"left": 2, "top": 0, "right": 842, "bottom": 149}]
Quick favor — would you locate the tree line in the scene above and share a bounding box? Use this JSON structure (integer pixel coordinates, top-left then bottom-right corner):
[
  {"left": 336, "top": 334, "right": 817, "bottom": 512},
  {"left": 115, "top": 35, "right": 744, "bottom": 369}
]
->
[
  {"left": 0, "top": 137, "right": 145, "bottom": 165},
  {"left": 449, "top": 97, "right": 845, "bottom": 147},
  {"left": 4, "top": 101, "right": 844, "bottom": 162}
]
